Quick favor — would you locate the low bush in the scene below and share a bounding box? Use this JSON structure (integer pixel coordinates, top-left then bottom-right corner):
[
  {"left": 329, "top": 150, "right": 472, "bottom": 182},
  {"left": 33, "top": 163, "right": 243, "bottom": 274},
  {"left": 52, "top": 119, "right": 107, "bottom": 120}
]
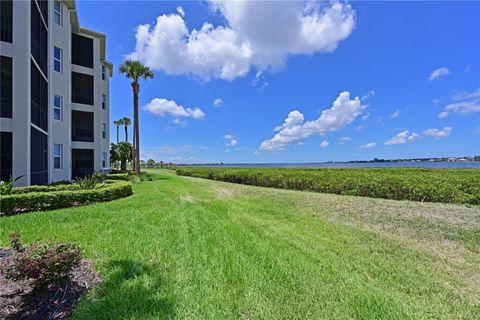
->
[
  {"left": 75, "top": 172, "right": 108, "bottom": 189},
  {"left": 109, "top": 169, "right": 129, "bottom": 174},
  {"left": 176, "top": 167, "right": 480, "bottom": 205},
  {"left": 106, "top": 173, "right": 130, "bottom": 181},
  {"left": 12, "top": 183, "right": 81, "bottom": 194},
  {"left": 0, "top": 180, "right": 133, "bottom": 215},
  {"left": 4, "top": 233, "right": 82, "bottom": 289},
  {"left": 0, "top": 176, "right": 24, "bottom": 195}
]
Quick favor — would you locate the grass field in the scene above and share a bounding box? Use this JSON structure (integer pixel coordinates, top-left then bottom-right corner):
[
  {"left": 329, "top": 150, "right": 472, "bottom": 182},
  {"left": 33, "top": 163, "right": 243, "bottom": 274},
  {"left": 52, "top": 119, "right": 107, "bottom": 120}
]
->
[{"left": 1, "top": 170, "right": 479, "bottom": 319}]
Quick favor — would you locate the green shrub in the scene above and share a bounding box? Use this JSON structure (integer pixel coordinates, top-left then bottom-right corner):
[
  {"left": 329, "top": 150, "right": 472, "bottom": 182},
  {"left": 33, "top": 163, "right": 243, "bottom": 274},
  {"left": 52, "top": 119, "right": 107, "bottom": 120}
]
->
[
  {"left": 12, "top": 183, "right": 81, "bottom": 194},
  {"left": 92, "top": 171, "right": 108, "bottom": 183},
  {"left": 0, "top": 180, "right": 133, "bottom": 215},
  {"left": 75, "top": 172, "right": 108, "bottom": 189},
  {"left": 106, "top": 173, "right": 130, "bottom": 181},
  {"left": 0, "top": 175, "right": 24, "bottom": 195},
  {"left": 109, "top": 169, "right": 129, "bottom": 174},
  {"left": 5, "top": 233, "right": 81, "bottom": 289},
  {"left": 176, "top": 167, "right": 480, "bottom": 205}
]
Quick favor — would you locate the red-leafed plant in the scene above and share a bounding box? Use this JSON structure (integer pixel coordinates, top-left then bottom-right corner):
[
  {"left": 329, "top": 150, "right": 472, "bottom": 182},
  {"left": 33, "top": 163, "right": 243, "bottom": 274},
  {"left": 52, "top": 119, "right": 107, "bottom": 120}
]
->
[{"left": 4, "top": 233, "right": 82, "bottom": 290}]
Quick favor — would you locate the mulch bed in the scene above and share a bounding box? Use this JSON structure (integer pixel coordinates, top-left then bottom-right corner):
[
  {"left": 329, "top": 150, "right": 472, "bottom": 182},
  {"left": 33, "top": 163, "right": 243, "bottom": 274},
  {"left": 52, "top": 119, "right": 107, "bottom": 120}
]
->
[{"left": 0, "top": 248, "right": 101, "bottom": 319}]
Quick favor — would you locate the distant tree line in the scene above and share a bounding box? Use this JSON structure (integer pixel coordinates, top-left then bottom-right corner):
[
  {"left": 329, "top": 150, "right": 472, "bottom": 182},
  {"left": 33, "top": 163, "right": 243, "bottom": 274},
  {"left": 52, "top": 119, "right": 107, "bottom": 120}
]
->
[{"left": 141, "top": 159, "right": 176, "bottom": 169}]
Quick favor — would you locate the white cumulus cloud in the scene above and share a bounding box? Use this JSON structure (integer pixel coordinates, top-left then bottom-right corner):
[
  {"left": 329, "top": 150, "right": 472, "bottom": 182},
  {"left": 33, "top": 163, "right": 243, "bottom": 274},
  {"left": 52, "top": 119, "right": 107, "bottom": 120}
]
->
[
  {"left": 424, "top": 127, "right": 452, "bottom": 139},
  {"left": 320, "top": 140, "right": 329, "bottom": 148},
  {"left": 224, "top": 134, "right": 238, "bottom": 147},
  {"left": 437, "top": 88, "right": 480, "bottom": 118},
  {"left": 128, "top": 1, "right": 356, "bottom": 81},
  {"left": 173, "top": 118, "right": 187, "bottom": 126},
  {"left": 438, "top": 111, "right": 449, "bottom": 119},
  {"left": 443, "top": 100, "right": 480, "bottom": 116},
  {"left": 259, "top": 91, "right": 366, "bottom": 151},
  {"left": 385, "top": 130, "right": 420, "bottom": 145},
  {"left": 429, "top": 67, "right": 450, "bottom": 81},
  {"left": 359, "top": 142, "right": 376, "bottom": 149},
  {"left": 452, "top": 88, "right": 480, "bottom": 101},
  {"left": 213, "top": 98, "right": 223, "bottom": 108},
  {"left": 176, "top": 6, "right": 185, "bottom": 17},
  {"left": 143, "top": 98, "right": 205, "bottom": 120},
  {"left": 274, "top": 110, "right": 305, "bottom": 131},
  {"left": 339, "top": 136, "right": 350, "bottom": 145},
  {"left": 389, "top": 110, "right": 400, "bottom": 118}
]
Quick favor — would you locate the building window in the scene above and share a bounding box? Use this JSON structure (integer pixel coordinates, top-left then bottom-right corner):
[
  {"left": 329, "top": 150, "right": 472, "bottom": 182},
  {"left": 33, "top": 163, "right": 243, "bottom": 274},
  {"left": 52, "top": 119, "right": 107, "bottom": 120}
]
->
[
  {"left": 102, "top": 66, "right": 106, "bottom": 80},
  {"left": 0, "top": 132, "right": 12, "bottom": 181},
  {"left": 72, "top": 72, "right": 94, "bottom": 105},
  {"left": 53, "top": 95, "right": 62, "bottom": 121},
  {"left": 31, "top": 127, "right": 48, "bottom": 185},
  {"left": 37, "top": 0, "right": 49, "bottom": 25},
  {"left": 72, "top": 149, "right": 94, "bottom": 179},
  {"left": 72, "top": 34, "right": 93, "bottom": 68},
  {"left": 31, "top": 61, "right": 48, "bottom": 131},
  {"left": 102, "top": 152, "right": 107, "bottom": 168},
  {"left": 102, "top": 123, "right": 106, "bottom": 139},
  {"left": 31, "top": 1, "right": 48, "bottom": 77},
  {"left": 53, "top": 1, "right": 62, "bottom": 26},
  {"left": 0, "top": 0, "right": 13, "bottom": 43},
  {"left": 1, "top": 56, "right": 12, "bottom": 118},
  {"left": 53, "top": 144, "right": 62, "bottom": 169},
  {"left": 54, "top": 46, "right": 62, "bottom": 73},
  {"left": 72, "top": 111, "right": 94, "bottom": 142},
  {"left": 102, "top": 94, "right": 106, "bottom": 109}
]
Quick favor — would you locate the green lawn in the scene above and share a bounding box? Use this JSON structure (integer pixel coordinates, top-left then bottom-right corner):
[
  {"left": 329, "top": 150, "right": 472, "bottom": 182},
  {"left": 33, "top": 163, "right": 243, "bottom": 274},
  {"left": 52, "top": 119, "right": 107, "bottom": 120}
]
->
[{"left": 1, "top": 170, "right": 479, "bottom": 319}]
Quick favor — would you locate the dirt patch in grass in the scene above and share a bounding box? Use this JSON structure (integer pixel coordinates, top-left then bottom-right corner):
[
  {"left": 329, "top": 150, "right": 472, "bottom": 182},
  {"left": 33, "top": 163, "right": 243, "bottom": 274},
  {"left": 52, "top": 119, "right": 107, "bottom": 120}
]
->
[
  {"left": 0, "top": 248, "right": 101, "bottom": 320},
  {"left": 213, "top": 187, "right": 238, "bottom": 198},
  {"left": 249, "top": 187, "right": 480, "bottom": 241},
  {"left": 179, "top": 176, "right": 246, "bottom": 200},
  {"left": 180, "top": 195, "right": 197, "bottom": 203}
]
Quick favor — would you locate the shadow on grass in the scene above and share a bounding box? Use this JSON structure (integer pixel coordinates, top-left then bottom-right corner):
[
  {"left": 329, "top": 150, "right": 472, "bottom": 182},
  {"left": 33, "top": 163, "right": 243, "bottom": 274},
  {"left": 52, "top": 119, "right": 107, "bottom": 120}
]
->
[{"left": 76, "top": 259, "right": 175, "bottom": 319}]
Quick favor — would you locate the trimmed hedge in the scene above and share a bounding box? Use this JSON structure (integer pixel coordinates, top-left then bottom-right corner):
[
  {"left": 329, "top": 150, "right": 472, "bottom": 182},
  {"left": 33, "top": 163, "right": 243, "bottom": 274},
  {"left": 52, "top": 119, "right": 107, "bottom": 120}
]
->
[
  {"left": 11, "top": 179, "right": 126, "bottom": 194},
  {"left": 11, "top": 184, "right": 81, "bottom": 194},
  {"left": 106, "top": 173, "right": 130, "bottom": 181},
  {"left": 1, "top": 180, "right": 133, "bottom": 215},
  {"left": 176, "top": 167, "right": 480, "bottom": 205}
]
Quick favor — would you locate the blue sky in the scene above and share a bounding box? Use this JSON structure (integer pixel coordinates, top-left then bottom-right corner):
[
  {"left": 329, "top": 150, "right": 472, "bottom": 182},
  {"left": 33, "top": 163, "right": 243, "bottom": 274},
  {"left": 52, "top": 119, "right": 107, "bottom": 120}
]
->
[{"left": 77, "top": 1, "right": 480, "bottom": 163}]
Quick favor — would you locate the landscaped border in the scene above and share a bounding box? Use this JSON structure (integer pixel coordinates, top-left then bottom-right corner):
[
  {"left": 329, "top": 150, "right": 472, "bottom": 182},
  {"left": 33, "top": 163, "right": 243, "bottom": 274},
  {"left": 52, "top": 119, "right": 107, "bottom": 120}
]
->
[
  {"left": 0, "top": 180, "right": 133, "bottom": 216},
  {"left": 176, "top": 167, "right": 480, "bottom": 205}
]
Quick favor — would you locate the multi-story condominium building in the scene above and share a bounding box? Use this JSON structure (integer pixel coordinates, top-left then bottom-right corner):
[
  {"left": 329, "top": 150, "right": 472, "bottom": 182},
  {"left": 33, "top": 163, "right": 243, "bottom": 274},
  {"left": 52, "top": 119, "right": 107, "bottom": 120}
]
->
[{"left": 0, "top": 0, "right": 112, "bottom": 186}]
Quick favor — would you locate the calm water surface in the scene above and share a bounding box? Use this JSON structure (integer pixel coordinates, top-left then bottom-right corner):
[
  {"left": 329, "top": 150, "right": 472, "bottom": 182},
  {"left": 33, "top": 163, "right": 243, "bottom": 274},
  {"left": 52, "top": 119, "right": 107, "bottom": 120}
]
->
[{"left": 193, "top": 161, "right": 480, "bottom": 169}]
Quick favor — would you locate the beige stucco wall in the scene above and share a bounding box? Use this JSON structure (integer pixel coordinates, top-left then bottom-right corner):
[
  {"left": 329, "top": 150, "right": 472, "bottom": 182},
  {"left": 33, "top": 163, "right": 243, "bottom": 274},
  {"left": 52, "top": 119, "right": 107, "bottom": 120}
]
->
[{"left": 51, "top": 0, "right": 72, "bottom": 182}]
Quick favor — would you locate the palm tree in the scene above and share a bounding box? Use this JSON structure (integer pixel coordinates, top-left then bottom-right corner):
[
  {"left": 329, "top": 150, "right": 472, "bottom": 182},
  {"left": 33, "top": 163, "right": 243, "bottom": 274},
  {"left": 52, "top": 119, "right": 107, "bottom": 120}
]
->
[
  {"left": 122, "top": 117, "right": 131, "bottom": 143},
  {"left": 119, "top": 60, "right": 154, "bottom": 177},
  {"left": 114, "top": 142, "right": 133, "bottom": 171},
  {"left": 146, "top": 159, "right": 156, "bottom": 168},
  {"left": 113, "top": 119, "right": 123, "bottom": 144}
]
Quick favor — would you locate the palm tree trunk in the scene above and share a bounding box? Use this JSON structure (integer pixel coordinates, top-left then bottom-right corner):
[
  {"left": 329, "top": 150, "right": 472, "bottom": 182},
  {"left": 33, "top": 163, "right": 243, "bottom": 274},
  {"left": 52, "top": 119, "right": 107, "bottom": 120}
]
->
[
  {"left": 116, "top": 125, "right": 119, "bottom": 143},
  {"left": 133, "top": 81, "right": 141, "bottom": 177},
  {"left": 124, "top": 125, "right": 128, "bottom": 143},
  {"left": 132, "top": 130, "right": 136, "bottom": 172}
]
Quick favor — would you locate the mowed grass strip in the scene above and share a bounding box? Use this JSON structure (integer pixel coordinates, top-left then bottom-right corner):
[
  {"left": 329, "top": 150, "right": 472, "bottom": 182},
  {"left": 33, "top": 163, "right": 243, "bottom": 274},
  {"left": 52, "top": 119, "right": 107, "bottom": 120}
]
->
[
  {"left": 176, "top": 167, "right": 480, "bottom": 204},
  {"left": 1, "top": 170, "right": 479, "bottom": 319}
]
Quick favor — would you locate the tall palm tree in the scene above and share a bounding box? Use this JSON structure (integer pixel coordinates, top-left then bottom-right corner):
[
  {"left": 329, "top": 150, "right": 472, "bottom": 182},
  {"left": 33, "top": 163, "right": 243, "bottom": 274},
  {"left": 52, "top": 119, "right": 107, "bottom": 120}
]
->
[
  {"left": 122, "top": 117, "right": 131, "bottom": 143},
  {"left": 113, "top": 119, "right": 123, "bottom": 144},
  {"left": 119, "top": 60, "right": 154, "bottom": 177}
]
